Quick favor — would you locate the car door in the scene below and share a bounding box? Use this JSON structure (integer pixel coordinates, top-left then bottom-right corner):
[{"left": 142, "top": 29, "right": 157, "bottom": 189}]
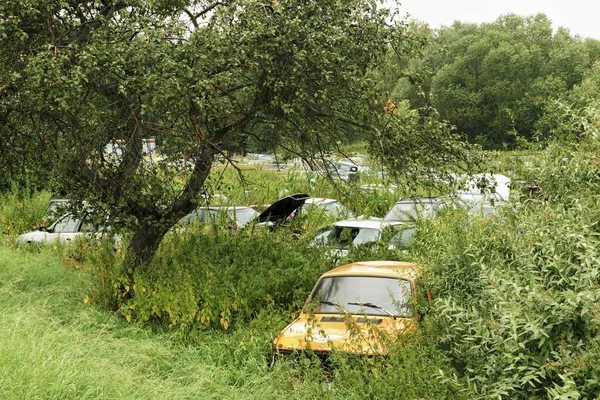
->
[{"left": 48, "top": 213, "right": 83, "bottom": 243}]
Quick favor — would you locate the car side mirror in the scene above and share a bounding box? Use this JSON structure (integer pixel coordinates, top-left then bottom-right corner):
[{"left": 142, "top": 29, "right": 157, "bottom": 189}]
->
[{"left": 38, "top": 226, "right": 47, "bottom": 232}]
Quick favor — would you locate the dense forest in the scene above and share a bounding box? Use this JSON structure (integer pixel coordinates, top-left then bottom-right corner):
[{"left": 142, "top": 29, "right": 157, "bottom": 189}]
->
[{"left": 384, "top": 13, "right": 600, "bottom": 148}]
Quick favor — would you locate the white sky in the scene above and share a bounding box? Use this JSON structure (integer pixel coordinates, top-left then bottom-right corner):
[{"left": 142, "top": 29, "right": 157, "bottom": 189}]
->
[{"left": 386, "top": 0, "right": 600, "bottom": 40}]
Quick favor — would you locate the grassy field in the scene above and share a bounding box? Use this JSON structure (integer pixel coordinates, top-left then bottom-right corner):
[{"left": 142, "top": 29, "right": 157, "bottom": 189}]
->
[
  {"left": 0, "top": 246, "right": 288, "bottom": 399},
  {"left": 0, "top": 245, "right": 454, "bottom": 399},
  {"left": 3, "top": 144, "right": 600, "bottom": 398}
]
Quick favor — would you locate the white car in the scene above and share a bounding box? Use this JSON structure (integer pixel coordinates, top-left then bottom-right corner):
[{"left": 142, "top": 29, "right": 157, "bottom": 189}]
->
[
  {"left": 383, "top": 197, "right": 448, "bottom": 222},
  {"left": 301, "top": 198, "right": 354, "bottom": 219},
  {"left": 311, "top": 219, "right": 415, "bottom": 257},
  {"left": 179, "top": 206, "right": 259, "bottom": 229},
  {"left": 456, "top": 191, "right": 506, "bottom": 218},
  {"left": 17, "top": 213, "right": 110, "bottom": 245}
]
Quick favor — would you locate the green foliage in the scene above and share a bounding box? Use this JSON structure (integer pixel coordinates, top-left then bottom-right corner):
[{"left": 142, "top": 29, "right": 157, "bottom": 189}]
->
[
  {"left": 323, "top": 339, "right": 462, "bottom": 399},
  {"left": 412, "top": 141, "right": 600, "bottom": 398},
  {"left": 2, "top": 0, "right": 465, "bottom": 283},
  {"left": 390, "top": 13, "right": 600, "bottom": 149},
  {"left": 117, "top": 229, "right": 336, "bottom": 335},
  {"left": 0, "top": 185, "right": 51, "bottom": 237},
  {"left": 0, "top": 243, "right": 460, "bottom": 399},
  {"left": 370, "top": 101, "right": 480, "bottom": 189},
  {"left": 4, "top": 139, "right": 600, "bottom": 397},
  {"left": 0, "top": 0, "right": 408, "bottom": 224}
]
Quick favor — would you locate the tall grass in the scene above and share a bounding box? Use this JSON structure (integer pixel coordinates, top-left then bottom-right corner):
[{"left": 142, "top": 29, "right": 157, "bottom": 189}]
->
[
  {"left": 4, "top": 141, "right": 600, "bottom": 398},
  {"left": 0, "top": 245, "right": 455, "bottom": 399},
  {"left": 0, "top": 185, "right": 51, "bottom": 238}
]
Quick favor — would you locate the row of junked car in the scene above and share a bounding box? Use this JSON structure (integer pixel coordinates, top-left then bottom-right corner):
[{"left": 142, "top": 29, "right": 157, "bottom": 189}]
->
[
  {"left": 16, "top": 176, "right": 510, "bottom": 359},
  {"left": 15, "top": 195, "right": 352, "bottom": 245},
  {"left": 273, "top": 194, "right": 512, "bottom": 358},
  {"left": 17, "top": 181, "right": 510, "bottom": 255}
]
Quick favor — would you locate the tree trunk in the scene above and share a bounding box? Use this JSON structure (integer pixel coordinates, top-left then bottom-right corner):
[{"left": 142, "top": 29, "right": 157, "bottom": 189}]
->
[
  {"left": 119, "top": 223, "right": 169, "bottom": 299},
  {"left": 117, "top": 141, "right": 219, "bottom": 299}
]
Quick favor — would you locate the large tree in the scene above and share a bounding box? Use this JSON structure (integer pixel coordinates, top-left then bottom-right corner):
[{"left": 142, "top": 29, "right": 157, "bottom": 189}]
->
[{"left": 0, "top": 0, "right": 469, "bottom": 282}]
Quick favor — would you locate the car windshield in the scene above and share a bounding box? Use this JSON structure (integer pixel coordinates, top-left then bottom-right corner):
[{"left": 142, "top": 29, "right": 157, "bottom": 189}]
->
[
  {"left": 47, "top": 200, "right": 70, "bottom": 218},
  {"left": 229, "top": 208, "right": 259, "bottom": 227},
  {"left": 323, "top": 202, "right": 352, "bottom": 218},
  {"left": 312, "top": 226, "right": 381, "bottom": 248},
  {"left": 51, "top": 214, "right": 81, "bottom": 233},
  {"left": 389, "top": 227, "right": 416, "bottom": 248},
  {"left": 384, "top": 201, "right": 436, "bottom": 221},
  {"left": 310, "top": 276, "right": 413, "bottom": 317},
  {"left": 179, "top": 209, "right": 208, "bottom": 225}
]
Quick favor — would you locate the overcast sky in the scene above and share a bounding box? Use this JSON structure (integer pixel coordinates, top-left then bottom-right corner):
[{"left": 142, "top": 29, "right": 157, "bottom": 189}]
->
[{"left": 386, "top": 0, "right": 600, "bottom": 40}]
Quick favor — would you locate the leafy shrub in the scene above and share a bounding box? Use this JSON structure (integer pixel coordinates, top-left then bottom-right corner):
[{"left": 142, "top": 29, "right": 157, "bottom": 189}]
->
[
  {"left": 119, "top": 228, "right": 336, "bottom": 338},
  {"left": 413, "top": 141, "right": 600, "bottom": 398},
  {"left": 0, "top": 185, "right": 51, "bottom": 237},
  {"left": 70, "top": 140, "right": 600, "bottom": 397}
]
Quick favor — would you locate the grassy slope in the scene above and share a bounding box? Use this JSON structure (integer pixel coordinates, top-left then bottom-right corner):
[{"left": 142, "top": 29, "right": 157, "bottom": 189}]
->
[
  {"left": 0, "top": 182, "right": 454, "bottom": 399},
  {"left": 0, "top": 245, "right": 342, "bottom": 400}
]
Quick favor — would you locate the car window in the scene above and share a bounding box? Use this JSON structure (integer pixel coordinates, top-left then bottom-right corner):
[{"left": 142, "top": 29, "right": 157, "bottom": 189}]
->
[
  {"left": 312, "top": 227, "right": 335, "bottom": 245},
  {"left": 47, "top": 200, "right": 70, "bottom": 218},
  {"left": 313, "top": 226, "right": 380, "bottom": 248},
  {"left": 179, "top": 209, "right": 207, "bottom": 225},
  {"left": 323, "top": 202, "right": 349, "bottom": 218},
  {"left": 352, "top": 228, "right": 380, "bottom": 245},
  {"left": 389, "top": 227, "right": 416, "bottom": 248},
  {"left": 51, "top": 214, "right": 81, "bottom": 233},
  {"left": 229, "top": 208, "right": 259, "bottom": 227},
  {"left": 328, "top": 227, "right": 355, "bottom": 248},
  {"left": 311, "top": 276, "right": 414, "bottom": 317},
  {"left": 300, "top": 203, "right": 322, "bottom": 216},
  {"left": 384, "top": 201, "right": 436, "bottom": 221}
]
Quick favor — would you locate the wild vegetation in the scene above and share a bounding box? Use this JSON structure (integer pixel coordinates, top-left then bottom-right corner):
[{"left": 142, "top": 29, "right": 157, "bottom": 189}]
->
[
  {"left": 2, "top": 0, "right": 600, "bottom": 398},
  {"left": 0, "top": 0, "right": 473, "bottom": 283},
  {"left": 1, "top": 135, "right": 600, "bottom": 398},
  {"left": 386, "top": 13, "right": 600, "bottom": 148}
]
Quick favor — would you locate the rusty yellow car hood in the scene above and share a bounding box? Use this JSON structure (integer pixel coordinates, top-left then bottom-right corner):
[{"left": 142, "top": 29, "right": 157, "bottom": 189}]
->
[{"left": 272, "top": 312, "right": 415, "bottom": 355}]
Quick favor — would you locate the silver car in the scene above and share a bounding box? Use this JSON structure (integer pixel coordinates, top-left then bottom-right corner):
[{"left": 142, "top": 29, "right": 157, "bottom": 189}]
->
[
  {"left": 300, "top": 198, "right": 354, "bottom": 219},
  {"left": 179, "top": 206, "right": 259, "bottom": 229}
]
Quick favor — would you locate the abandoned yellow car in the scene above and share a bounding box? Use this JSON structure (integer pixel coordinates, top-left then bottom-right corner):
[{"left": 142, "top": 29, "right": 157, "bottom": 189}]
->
[{"left": 272, "top": 261, "right": 427, "bottom": 357}]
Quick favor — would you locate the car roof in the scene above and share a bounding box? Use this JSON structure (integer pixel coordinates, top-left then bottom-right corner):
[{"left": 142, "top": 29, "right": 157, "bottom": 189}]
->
[
  {"left": 394, "top": 197, "right": 442, "bottom": 204},
  {"left": 196, "top": 206, "right": 255, "bottom": 211},
  {"left": 304, "top": 197, "right": 337, "bottom": 205},
  {"left": 322, "top": 261, "right": 420, "bottom": 280},
  {"left": 333, "top": 219, "right": 403, "bottom": 229}
]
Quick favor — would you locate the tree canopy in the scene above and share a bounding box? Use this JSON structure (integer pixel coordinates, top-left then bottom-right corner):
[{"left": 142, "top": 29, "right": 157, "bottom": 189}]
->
[
  {"left": 388, "top": 13, "right": 600, "bottom": 148},
  {"left": 1, "top": 0, "right": 473, "bottom": 276}
]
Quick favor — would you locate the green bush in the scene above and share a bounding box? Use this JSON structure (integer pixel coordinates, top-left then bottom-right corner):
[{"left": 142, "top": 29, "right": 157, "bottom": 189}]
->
[
  {"left": 0, "top": 185, "right": 51, "bottom": 237},
  {"left": 61, "top": 140, "right": 600, "bottom": 398},
  {"left": 413, "top": 141, "right": 600, "bottom": 398},
  {"left": 118, "top": 228, "right": 336, "bottom": 337}
]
